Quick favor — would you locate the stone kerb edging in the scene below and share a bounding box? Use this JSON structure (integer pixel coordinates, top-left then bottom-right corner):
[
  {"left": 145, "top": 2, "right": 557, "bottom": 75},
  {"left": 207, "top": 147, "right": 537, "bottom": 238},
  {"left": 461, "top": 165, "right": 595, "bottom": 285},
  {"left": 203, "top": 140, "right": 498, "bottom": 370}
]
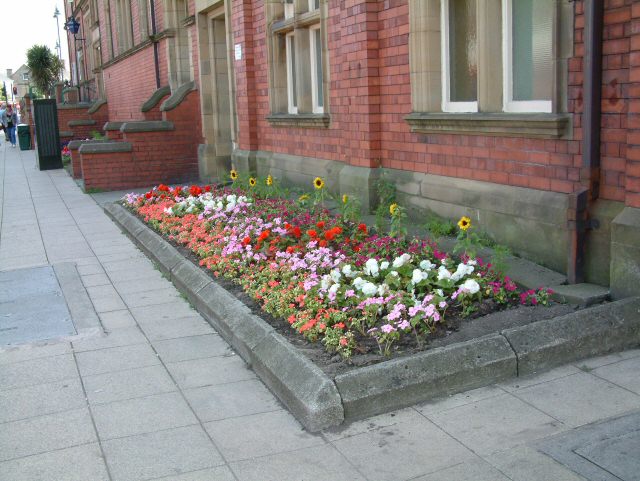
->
[{"left": 104, "top": 202, "right": 640, "bottom": 431}]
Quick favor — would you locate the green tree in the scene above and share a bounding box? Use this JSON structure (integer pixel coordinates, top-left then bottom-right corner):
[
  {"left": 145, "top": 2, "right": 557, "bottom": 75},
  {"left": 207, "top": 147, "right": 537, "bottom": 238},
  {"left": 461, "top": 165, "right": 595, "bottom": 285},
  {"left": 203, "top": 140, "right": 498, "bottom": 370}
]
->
[
  {"left": 0, "top": 84, "right": 6, "bottom": 101},
  {"left": 26, "top": 45, "right": 64, "bottom": 98}
]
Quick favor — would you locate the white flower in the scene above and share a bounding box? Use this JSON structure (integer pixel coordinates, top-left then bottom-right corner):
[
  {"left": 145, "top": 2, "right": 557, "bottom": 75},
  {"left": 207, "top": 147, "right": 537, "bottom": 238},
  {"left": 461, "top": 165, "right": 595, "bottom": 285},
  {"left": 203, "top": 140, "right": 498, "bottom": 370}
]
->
[
  {"left": 361, "top": 282, "right": 378, "bottom": 297},
  {"left": 320, "top": 275, "right": 331, "bottom": 290},
  {"left": 380, "top": 261, "right": 390, "bottom": 270},
  {"left": 419, "top": 259, "right": 436, "bottom": 271},
  {"left": 364, "top": 258, "right": 379, "bottom": 277},
  {"left": 461, "top": 279, "right": 480, "bottom": 294},
  {"left": 452, "top": 263, "right": 474, "bottom": 282},
  {"left": 377, "top": 283, "right": 389, "bottom": 296},
  {"left": 411, "top": 268, "right": 429, "bottom": 285},
  {"left": 164, "top": 207, "right": 174, "bottom": 214},
  {"left": 330, "top": 268, "right": 342, "bottom": 283},
  {"left": 467, "top": 259, "right": 477, "bottom": 266},
  {"left": 328, "top": 283, "right": 340, "bottom": 295},
  {"left": 353, "top": 277, "right": 366, "bottom": 290},
  {"left": 437, "top": 265, "right": 452, "bottom": 281},
  {"left": 341, "top": 264, "right": 354, "bottom": 278},
  {"left": 392, "top": 253, "right": 411, "bottom": 269},
  {"left": 389, "top": 271, "right": 398, "bottom": 277},
  {"left": 435, "top": 289, "right": 444, "bottom": 297}
]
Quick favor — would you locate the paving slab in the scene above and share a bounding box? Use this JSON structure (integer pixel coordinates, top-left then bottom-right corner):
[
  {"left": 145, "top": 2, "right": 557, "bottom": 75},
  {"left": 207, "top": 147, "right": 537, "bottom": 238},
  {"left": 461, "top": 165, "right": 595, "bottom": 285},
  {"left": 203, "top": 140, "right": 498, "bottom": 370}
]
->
[
  {"left": 229, "top": 444, "right": 367, "bottom": 481},
  {"left": 426, "top": 392, "right": 565, "bottom": 456},
  {"left": 184, "top": 378, "right": 282, "bottom": 422},
  {"left": 0, "top": 443, "right": 110, "bottom": 481},
  {"left": 92, "top": 391, "right": 198, "bottom": 440},
  {"left": 76, "top": 342, "right": 160, "bottom": 376},
  {"left": 485, "top": 445, "right": 588, "bottom": 481},
  {"left": 72, "top": 326, "right": 148, "bottom": 352},
  {"left": 513, "top": 372, "right": 640, "bottom": 427},
  {"left": 550, "top": 283, "right": 610, "bottom": 306},
  {"left": 0, "top": 354, "right": 78, "bottom": 391},
  {"left": 147, "top": 466, "right": 237, "bottom": 481},
  {"left": 138, "top": 315, "right": 216, "bottom": 341},
  {"left": 98, "top": 309, "right": 138, "bottom": 329},
  {"left": 152, "top": 334, "right": 233, "bottom": 363},
  {"left": 592, "top": 355, "right": 640, "bottom": 394},
  {"left": 83, "top": 365, "right": 177, "bottom": 405},
  {"left": 0, "top": 407, "right": 97, "bottom": 462},
  {"left": 0, "top": 341, "right": 71, "bottom": 365},
  {"left": 101, "top": 425, "right": 224, "bottom": 481},
  {"left": 331, "top": 408, "right": 475, "bottom": 481},
  {"left": 165, "top": 355, "right": 255, "bottom": 390},
  {"left": 0, "top": 377, "right": 86, "bottom": 423},
  {"left": 412, "top": 457, "right": 511, "bottom": 481}
]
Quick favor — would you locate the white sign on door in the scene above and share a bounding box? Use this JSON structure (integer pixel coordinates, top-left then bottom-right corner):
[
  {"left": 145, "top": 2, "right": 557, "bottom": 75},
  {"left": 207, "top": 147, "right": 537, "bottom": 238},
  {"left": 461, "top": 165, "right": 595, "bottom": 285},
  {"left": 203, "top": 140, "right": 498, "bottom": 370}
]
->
[{"left": 234, "top": 44, "right": 242, "bottom": 61}]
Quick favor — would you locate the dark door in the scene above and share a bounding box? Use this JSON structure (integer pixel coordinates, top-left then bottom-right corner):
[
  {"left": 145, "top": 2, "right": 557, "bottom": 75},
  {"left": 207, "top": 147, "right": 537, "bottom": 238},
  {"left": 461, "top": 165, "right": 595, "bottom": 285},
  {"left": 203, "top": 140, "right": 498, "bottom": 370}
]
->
[{"left": 33, "top": 99, "right": 62, "bottom": 170}]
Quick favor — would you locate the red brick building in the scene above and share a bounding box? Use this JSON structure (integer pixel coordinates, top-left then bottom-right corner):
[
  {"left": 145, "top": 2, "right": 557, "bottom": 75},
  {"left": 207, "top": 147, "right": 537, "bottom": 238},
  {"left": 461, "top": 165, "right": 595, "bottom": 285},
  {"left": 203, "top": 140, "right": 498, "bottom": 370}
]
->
[{"left": 62, "top": 0, "right": 640, "bottom": 297}]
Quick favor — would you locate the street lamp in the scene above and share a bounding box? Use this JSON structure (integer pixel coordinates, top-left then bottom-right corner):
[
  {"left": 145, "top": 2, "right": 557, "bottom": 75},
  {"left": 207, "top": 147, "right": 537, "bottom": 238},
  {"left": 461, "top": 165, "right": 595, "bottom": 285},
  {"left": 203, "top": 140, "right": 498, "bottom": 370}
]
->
[{"left": 64, "top": 15, "right": 83, "bottom": 101}]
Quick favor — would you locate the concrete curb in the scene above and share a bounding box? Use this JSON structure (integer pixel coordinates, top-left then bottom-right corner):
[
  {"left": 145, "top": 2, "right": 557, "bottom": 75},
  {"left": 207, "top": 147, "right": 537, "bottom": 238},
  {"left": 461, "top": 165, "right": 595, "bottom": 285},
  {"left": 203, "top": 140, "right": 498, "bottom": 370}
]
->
[
  {"left": 104, "top": 202, "right": 640, "bottom": 431},
  {"left": 53, "top": 262, "right": 102, "bottom": 335},
  {"left": 502, "top": 297, "right": 640, "bottom": 376}
]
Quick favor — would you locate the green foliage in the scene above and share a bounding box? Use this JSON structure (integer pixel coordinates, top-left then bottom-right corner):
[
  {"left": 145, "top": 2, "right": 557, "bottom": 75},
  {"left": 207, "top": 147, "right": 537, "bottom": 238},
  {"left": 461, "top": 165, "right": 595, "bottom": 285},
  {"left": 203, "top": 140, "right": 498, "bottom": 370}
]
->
[
  {"left": 0, "top": 84, "right": 6, "bottom": 101},
  {"left": 26, "top": 45, "right": 63, "bottom": 97},
  {"left": 389, "top": 204, "right": 407, "bottom": 238},
  {"left": 374, "top": 174, "right": 396, "bottom": 233},
  {"left": 424, "top": 215, "right": 457, "bottom": 239},
  {"left": 339, "top": 194, "right": 362, "bottom": 223},
  {"left": 90, "top": 130, "right": 105, "bottom": 140}
]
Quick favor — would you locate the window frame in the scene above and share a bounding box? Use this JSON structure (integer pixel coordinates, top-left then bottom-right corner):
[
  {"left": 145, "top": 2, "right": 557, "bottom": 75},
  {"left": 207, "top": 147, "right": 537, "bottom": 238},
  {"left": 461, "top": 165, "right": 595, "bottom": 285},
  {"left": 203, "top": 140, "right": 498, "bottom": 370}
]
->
[
  {"left": 501, "top": 0, "right": 553, "bottom": 113},
  {"left": 440, "top": 0, "right": 478, "bottom": 113},
  {"left": 309, "top": 24, "right": 324, "bottom": 114},
  {"left": 285, "top": 31, "right": 298, "bottom": 114}
]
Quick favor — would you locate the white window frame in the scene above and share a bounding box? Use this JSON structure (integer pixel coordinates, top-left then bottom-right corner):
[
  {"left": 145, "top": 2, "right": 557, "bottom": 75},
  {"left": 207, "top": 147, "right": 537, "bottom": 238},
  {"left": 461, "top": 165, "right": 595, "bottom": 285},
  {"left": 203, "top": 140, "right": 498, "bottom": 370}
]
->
[
  {"left": 285, "top": 31, "right": 298, "bottom": 114},
  {"left": 308, "top": 0, "right": 319, "bottom": 11},
  {"left": 501, "top": 0, "right": 552, "bottom": 113},
  {"left": 309, "top": 24, "right": 324, "bottom": 114},
  {"left": 440, "top": 0, "right": 478, "bottom": 113}
]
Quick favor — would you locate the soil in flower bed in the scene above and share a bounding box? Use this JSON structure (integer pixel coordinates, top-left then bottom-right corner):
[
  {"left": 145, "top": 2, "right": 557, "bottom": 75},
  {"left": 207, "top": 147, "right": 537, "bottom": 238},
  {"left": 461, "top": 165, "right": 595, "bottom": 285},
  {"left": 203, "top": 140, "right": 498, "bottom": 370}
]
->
[{"left": 166, "top": 229, "right": 576, "bottom": 378}]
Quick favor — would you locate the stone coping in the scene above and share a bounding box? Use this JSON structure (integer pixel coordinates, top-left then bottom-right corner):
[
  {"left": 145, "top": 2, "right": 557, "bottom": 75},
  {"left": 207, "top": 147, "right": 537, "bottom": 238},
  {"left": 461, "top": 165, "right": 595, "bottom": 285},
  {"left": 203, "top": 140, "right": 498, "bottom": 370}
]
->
[
  {"left": 120, "top": 121, "right": 175, "bottom": 133},
  {"left": 141, "top": 86, "right": 171, "bottom": 112},
  {"left": 60, "top": 130, "right": 74, "bottom": 138},
  {"left": 104, "top": 202, "right": 640, "bottom": 431},
  {"left": 57, "top": 102, "right": 92, "bottom": 110},
  {"left": 68, "top": 139, "right": 114, "bottom": 151},
  {"left": 68, "top": 119, "right": 97, "bottom": 127},
  {"left": 266, "top": 113, "right": 331, "bottom": 128},
  {"left": 87, "top": 99, "right": 107, "bottom": 114},
  {"left": 160, "top": 81, "right": 195, "bottom": 112},
  {"left": 104, "top": 121, "right": 125, "bottom": 131},
  {"left": 79, "top": 142, "right": 132, "bottom": 154}
]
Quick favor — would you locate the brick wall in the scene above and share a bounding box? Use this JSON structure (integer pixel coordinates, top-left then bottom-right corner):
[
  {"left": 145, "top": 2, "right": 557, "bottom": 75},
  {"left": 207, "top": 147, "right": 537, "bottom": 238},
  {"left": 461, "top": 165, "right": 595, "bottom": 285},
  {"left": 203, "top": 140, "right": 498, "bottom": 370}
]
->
[
  {"left": 231, "top": 0, "right": 634, "bottom": 202},
  {"left": 628, "top": 2, "right": 640, "bottom": 208}
]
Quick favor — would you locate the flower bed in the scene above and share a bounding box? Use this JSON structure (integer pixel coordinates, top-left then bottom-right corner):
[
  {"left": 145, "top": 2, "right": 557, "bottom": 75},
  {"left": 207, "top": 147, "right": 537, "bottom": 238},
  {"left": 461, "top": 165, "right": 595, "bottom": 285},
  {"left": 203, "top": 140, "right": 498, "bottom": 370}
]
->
[{"left": 122, "top": 178, "right": 552, "bottom": 360}]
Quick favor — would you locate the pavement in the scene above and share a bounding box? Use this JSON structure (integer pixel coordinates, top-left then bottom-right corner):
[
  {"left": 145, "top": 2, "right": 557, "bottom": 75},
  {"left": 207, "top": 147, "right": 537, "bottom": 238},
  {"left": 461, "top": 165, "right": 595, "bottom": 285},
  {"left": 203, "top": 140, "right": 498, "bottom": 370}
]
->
[{"left": 1, "top": 143, "right": 639, "bottom": 481}]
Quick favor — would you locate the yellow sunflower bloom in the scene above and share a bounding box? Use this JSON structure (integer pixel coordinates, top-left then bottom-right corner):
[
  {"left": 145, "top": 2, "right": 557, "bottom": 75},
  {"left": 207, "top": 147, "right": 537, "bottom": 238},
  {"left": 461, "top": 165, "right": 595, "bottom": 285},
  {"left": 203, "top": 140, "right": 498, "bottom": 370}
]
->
[
  {"left": 389, "top": 203, "right": 398, "bottom": 216},
  {"left": 266, "top": 175, "right": 273, "bottom": 186},
  {"left": 313, "top": 177, "right": 325, "bottom": 190},
  {"left": 342, "top": 194, "right": 349, "bottom": 204},
  {"left": 249, "top": 177, "right": 257, "bottom": 187},
  {"left": 230, "top": 169, "right": 238, "bottom": 181},
  {"left": 458, "top": 216, "right": 472, "bottom": 231}
]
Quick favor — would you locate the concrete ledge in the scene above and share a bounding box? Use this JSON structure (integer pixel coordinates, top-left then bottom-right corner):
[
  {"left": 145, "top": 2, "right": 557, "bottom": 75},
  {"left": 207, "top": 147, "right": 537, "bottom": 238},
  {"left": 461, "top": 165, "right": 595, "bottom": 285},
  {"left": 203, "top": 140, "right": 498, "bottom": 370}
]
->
[
  {"left": 120, "top": 121, "right": 175, "bottom": 133},
  {"left": 334, "top": 334, "right": 516, "bottom": 420},
  {"left": 57, "top": 102, "right": 92, "bottom": 110},
  {"left": 87, "top": 99, "right": 107, "bottom": 114},
  {"left": 141, "top": 86, "right": 171, "bottom": 112},
  {"left": 502, "top": 297, "right": 640, "bottom": 376},
  {"left": 104, "top": 202, "right": 640, "bottom": 431},
  {"left": 79, "top": 142, "right": 133, "bottom": 154},
  {"left": 68, "top": 119, "right": 97, "bottom": 127},
  {"left": 160, "top": 81, "right": 195, "bottom": 112},
  {"left": 68, "top": 139, "right": 114, "bottom": 151},
  {"left": 60, "top": 130, "right": 74, "bottom": 138},
  {"left": 104, "top": 121, "right": 125, "bottom": 131},
  {"left": 266, "top": 113, "right": 331, "bottom": 129}
]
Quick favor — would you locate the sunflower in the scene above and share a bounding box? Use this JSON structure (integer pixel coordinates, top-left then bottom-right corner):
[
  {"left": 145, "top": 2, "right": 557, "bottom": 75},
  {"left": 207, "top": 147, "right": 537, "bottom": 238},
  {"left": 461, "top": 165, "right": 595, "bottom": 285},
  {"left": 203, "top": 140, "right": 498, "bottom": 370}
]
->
[
  {"left": 313, "top": 177, "right": 325, "bottom": 190},
  {"left": 249, "top": 177, "right": 257, "bottom": 187},
  {"left": 342, "top": 194, "right": 349, "bottom": 204},
  {"left": 389, "top": 203, "right": 398, "bottom": 216},
  {"left": 266, "top": 175, "right": 273, "bottom": 186},
  {"left": 458, "top": 216, "right": 472, "bottom": 231},
  {"left": 299, "top": 193, "right": 310, "bottom": 202},
  {"left": 230, "top": 169, "right": 238, "bottom": 181}
]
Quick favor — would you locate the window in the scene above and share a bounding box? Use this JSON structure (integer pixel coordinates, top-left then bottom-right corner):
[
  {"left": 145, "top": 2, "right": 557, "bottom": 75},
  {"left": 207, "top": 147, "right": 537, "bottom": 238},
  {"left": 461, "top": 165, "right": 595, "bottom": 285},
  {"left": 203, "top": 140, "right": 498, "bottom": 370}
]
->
[
  {"left": 267, "top": 0, "right": 329, "bottom": 125},
  {"left": 286, "top": 32, "right": 297, "bottom": 114},
  {"left": 310, "top": 25, "right": 323, "bottom": 113},
  {"left": 406, "top": 0, "right": 571, "bottom": 138},
  {"left": 22, "top": 72, "right": 29, "bottom": 81},
  {"left": 502, "top": 0, "right": 553, "bottom": 112},
  {"left": 441, "top": 0, "right": 478, "bottom": 112},
  {"left": 114, "top": 0, "right": 134, "bottom": 53}
]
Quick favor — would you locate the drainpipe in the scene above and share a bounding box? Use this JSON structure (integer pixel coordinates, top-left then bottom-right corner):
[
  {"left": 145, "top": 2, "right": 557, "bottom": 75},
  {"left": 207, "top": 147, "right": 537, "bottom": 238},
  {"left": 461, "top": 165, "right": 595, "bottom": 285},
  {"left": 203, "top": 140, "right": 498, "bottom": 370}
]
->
[
  {"left": 149, "top": 0, "right": 161, "bottom": 89},
  {"left": 567, "top": 0, "right": 603, "bottom": 284}
]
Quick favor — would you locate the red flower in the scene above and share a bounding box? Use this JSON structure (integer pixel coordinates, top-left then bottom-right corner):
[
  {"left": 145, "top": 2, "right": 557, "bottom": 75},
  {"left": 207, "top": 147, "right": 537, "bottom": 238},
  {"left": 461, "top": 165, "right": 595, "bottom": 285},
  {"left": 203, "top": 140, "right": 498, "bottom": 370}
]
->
[
  {"left": 189, "top": 185, "right": 202, "bottom": 197},
  {"left": 158, "top": 184, "right": 170, "bottom": 192},
  {"left": 242, "top": 236, "right": 251, "bottom": 246},
  {"left": 307, "top": 229, "right": 317, "bottom": 238},
  {"left": 333, "top": 226, "right": 343, "bottom": 235},
  {"left": 324, "top": 230, "right": 336, "bottom": 241},
  {"left": 316, "top": 221, "right": 325, "bottom": 229},
  {"left": 292, "top": 226, "right": 302, "bottom": 239},
  {"left": 258, "top": 230, "right": 271, "bottom": 242},
  {"left": 145, "top": 192, "right": 153, "bottom": 199},
  {"left": 339, "top": 337, "right": 348, "bottom": 346},
  {"left": 173, "top": 187, "right": 182, "bottom": 196},
  {"left": 204, "top": 185, "right": 212, "bottom": 192},
  {"left": 334, "top": 322, "right": 345, "bottom": 330},
  {"left": 358, "top": 223, "right": 367, "bottom": 233},
  {"left": 319, "top": 240, "right": 328, "bottom": 247}
]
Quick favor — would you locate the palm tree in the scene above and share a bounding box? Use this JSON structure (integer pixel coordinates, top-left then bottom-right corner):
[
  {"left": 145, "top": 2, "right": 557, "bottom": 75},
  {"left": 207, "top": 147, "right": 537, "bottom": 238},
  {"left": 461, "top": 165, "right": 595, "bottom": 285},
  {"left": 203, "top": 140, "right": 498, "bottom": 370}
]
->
[{"left": 26, "top": 45, "right": 63, "bottom": 98}]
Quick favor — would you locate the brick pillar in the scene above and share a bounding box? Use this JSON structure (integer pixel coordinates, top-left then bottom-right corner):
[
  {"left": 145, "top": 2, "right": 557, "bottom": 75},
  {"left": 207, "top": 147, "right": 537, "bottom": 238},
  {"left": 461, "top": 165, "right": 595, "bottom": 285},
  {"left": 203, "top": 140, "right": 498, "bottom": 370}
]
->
[
  {"left": 232, "top": 1, "right": 259, "bottom": 153},
  {"left": 628, "top": 2, "right": 640, "bottom": 208}
]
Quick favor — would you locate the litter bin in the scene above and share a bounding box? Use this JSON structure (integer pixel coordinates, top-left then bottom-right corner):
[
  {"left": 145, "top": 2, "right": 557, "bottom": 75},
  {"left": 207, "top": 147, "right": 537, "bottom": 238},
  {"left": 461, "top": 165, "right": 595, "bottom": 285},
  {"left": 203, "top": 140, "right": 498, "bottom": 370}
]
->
[{"left": 17, "top": 124, "right": 31, "bottom": 151}]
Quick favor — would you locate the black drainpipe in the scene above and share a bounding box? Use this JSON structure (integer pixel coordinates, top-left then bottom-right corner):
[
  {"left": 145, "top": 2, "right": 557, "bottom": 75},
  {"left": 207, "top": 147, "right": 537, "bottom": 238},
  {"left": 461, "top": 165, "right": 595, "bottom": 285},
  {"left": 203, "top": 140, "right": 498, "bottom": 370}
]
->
[
  {"left": 568, "top": 0, "right": 603, "bottom": 284},
  {"left": 149, "top": 0, "right": 161, "bottom": 89}
]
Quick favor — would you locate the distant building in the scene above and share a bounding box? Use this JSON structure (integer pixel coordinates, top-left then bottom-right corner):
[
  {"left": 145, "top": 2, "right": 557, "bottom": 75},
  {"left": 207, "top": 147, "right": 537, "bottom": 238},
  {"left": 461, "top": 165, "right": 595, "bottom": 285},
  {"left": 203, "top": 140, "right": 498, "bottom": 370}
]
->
[{"left": 8, "top": 65, "right": 31, "bottom": 100}]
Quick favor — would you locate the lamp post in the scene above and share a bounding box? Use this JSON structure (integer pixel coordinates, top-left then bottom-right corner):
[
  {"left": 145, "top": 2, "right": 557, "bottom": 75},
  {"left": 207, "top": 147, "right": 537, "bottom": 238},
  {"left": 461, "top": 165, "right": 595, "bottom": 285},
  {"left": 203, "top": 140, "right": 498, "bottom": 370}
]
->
[
  {"left": 64, "top": 15, "right": 82, "bottom": 101},
  {"left": 54, "top": 7, "right": 62, "bottom": 66}
]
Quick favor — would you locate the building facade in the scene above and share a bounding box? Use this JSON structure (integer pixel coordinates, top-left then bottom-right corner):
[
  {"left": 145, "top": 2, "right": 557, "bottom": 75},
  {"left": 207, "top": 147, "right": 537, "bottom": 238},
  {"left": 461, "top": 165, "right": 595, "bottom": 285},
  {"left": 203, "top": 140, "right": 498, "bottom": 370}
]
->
[{"left": 63, "top": 0, "right": 640, "bottom": 297}]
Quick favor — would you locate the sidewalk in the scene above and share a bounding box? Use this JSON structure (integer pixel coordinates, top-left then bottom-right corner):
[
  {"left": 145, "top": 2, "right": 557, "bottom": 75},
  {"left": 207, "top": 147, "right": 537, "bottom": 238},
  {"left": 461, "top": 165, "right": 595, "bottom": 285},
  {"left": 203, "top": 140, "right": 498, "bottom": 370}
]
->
[{"left": 1, "top": 143, "right": 639, "bottom": 481}]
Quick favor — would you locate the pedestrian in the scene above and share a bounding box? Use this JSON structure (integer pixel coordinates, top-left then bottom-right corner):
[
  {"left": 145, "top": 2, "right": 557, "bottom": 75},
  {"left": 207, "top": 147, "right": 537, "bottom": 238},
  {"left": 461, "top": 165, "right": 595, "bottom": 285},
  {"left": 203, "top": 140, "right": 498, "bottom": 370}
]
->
[
  {"left": 1, "top": 104, "right": 18, "bottom": 148},
  {"left": 0, "top": 103, "right": 6, "bottom": 143}
]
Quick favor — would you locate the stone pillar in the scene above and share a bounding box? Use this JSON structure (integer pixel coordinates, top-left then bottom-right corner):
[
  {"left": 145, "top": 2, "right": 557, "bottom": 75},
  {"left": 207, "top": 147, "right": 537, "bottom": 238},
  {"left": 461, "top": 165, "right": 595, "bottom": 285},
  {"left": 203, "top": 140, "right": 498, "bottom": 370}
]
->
[{"left": 55, "top": 82, "right": 65, "bottom": 103}]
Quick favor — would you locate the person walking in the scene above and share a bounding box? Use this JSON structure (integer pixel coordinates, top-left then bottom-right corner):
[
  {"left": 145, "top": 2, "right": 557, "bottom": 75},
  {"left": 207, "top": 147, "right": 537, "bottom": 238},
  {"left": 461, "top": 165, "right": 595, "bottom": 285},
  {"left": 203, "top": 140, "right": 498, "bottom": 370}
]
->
[
  {"left": 0, "top": 103, "right": 6, "bottom": 144},
  {"left": 1, "top": 104, "right": 18, "bottom": 147}
]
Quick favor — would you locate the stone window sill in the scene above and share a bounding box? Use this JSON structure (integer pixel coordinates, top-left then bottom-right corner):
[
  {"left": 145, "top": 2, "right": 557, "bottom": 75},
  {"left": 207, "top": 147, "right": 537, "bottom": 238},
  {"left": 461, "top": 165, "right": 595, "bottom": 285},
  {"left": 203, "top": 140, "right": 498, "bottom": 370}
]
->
[
  {"left": 266, "top": 113, "right": 330, "bottom": 129},
  {"left": 405, "top": 112, "right": 571, "bottom": 139}
]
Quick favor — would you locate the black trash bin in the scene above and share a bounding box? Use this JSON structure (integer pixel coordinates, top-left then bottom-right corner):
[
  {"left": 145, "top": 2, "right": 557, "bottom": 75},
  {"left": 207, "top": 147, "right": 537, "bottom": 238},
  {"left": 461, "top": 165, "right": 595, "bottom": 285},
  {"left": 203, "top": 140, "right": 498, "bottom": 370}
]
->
[{"left": 17, "top": 124, "right": 31, "bottom": 151}]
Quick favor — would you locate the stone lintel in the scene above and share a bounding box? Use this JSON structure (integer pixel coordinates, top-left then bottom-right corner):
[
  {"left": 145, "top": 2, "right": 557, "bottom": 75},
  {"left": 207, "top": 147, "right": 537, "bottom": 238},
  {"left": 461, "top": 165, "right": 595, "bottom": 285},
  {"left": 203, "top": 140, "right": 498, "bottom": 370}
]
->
[{"left": 266, "top": 113, "right": 331, "bottom": 128}]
